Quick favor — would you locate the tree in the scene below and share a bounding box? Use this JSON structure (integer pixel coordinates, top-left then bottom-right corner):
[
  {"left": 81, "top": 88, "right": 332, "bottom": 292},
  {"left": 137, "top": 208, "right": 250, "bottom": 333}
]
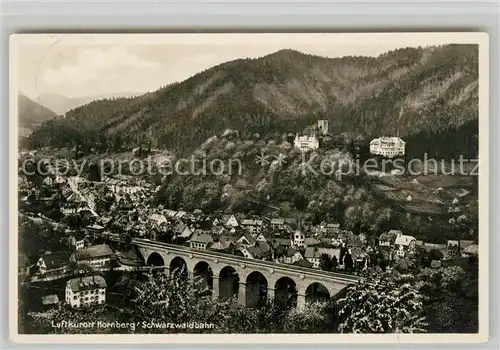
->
[
  {"left": 18, "top": 216, "right": 71, "bottom": 262},
  {"left": 319, "top": 253, "right": 333, "bottom": 271},
  {"left": 120, "top": 270, "right": 237, "bottom": 333},
  {"left": 45, "top": 208, "right": 63, "bottom": 222},
  {"left": 370, "top": 251, "right": 389, "bottom": 271},
  {"left": 417, "top": 266, "right": 478, "bottom": 333},
  {"left": 63, "top": 214, "right": 84, "bottom": 230},
  {"left": 119, "top": 231, "right": 133, "bottom": 251},
  {"left": 121, "top": 271, "right": 343, "bottom": 334},
  {"left": 395, "top": 258, "right": 416, "bottom": 273},
  {"left": 331, "top": 255, "right": 338, "bottom": 271},
  {"left": 337, "top": 269, "right": 427, "bottom": 333},
  {"left": 344, "top": 252, "right": 354, "bottom": 272},
  {"left": 417, "top": 248, "right": 444, "bottom": 268},
  {"left": 428, "top": 249, "right": 444, "bottom": 262},
  {"left": 87, "top": 162, "right": 101, "bottom": 182}
]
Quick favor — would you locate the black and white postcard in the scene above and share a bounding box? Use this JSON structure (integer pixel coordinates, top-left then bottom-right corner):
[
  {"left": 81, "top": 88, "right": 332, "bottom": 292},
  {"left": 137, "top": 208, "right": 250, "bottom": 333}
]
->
[{"left": 9, "top": 33, "right": 489, "bottom": 343}]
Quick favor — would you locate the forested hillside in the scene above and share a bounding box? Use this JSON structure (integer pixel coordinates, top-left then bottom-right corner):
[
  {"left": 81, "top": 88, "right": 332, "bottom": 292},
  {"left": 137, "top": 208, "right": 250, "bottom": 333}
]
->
[
  {"left": 27, "top": 44, "right": 479, "bottom": 158},
  {"left": 18, "top": 94, "right": 57, "bottom": 136}
]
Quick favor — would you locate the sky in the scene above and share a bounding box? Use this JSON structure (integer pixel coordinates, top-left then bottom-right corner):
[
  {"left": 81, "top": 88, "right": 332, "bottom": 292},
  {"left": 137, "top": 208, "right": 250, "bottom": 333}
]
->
[{"left": 13, "top": 33, "right": 466, "bottom": 100}]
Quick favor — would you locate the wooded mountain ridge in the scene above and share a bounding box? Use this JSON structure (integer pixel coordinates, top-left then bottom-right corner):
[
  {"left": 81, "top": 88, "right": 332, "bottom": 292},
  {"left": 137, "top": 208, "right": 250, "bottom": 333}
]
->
[{"left": 26, "top": 44, "right": 479, "bottom": 159}]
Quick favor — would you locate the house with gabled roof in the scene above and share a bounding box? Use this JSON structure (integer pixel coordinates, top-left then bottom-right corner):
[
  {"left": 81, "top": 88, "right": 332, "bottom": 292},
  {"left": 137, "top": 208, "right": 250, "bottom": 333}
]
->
[
  {"left": 325, "top": 222, "right": 341, "bottom": 234},
  {"left": 103, "top": 177, "right": 127, "bottom": 194},
  {"left": 66, "top": 192, "right": 83, "bottom": 203},
  {"left": 42, "top": 176, "right": 53, "bottom": 186},
  {"left": 271, "top": 238, "right": 292, "bottom": 248},
  {"left": 209, "top": 239, "right": 235, "bottom": 252},
  {"left": 256, "top": 232, "right": 268, "bottom": 243},
  {"left": 35, "top": 251, "right": 70, "bottom": 277},
  {"left": 174, "top": 223, "right": 192, "bottom": 239},
  {"left": 293, "top": 259, "right": 314, "bottom": 268},
  {"left": 86, "top": 224, "right": 105, "bottom": 236},
  {"left": 394, "top": 232, "right": 417, "bottom": 252},
  {"left": 42, "top": 294, "right": 60, "bottom": 308},
  {"left": 223, "top": 214, "right": 239, "bottom": 228},
  {"left": 211, "top": 226, "right": 227, "bottom": 236},
  {"left": 461, "top": 244, "right": 478, "bottom": 257},
  {"left": 118, "top": 202, "right": 134, "bottom": 213},
  {"left": 241, "top": 219, "right": 264, "bottom": 233},
  {"left": 66, "top": 275, "right": 107, "bottom": 308},
  {"left": 277, "top": 247, "right": 303, "bottom": 264},
  {"left": 304, "top": 247, "right": 322, "bottom": 268},
  {"left": 60, "top": 201, "right": 80, "bottom": 216},
  {"left": 69, "top": 231, "right": 86, "bottom": 250},
  {"left": 55, "top": 175, "right": 66, "bottom": 184},
  {"left": 447, "top": 240, "right": 460, "bottom": 257},
  {"left": 270, "top": 217, "right": 285, "bottom": 230},
  {"left": 61, "top": 185, "right": 73, "bottom": 198},
  {"left": 189, "top": 232, "right": 214, "bottom": 250},
  {"left": 379, "top": 229, "right": 400, "bottom": 247},
  {"left": 237, "top": 232, "right": 257, "bottom": 248},
  {"left": 240, "top": 241, "right": 272, "bottom": 260},
  {"left": 150, "top": 213, "right": 168, "bottom": 226},
  {"left": 174, "top": 210, "right": 187, "bottom": 219},
  {"left": 304, "top": 247, "right": 341, "bottom": 269},
  {"left": 164, "top": 209, "right": 178, "bottom": 218},
  {"left": 73, "top": 244, "right": 114, "bottom": 269},
  {"left": 211, "top": 216, "right": 221, "bottom": 227},
  {"left": 193, "top": 217, "right": 213, "bottom": 231}
]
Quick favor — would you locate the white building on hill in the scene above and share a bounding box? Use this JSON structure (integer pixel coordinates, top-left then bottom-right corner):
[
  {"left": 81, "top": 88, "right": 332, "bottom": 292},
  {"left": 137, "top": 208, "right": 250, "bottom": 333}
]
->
[
  {"left": 370, "top": 137, "right": 405, "bottom": 158},
  {"left": 294, "top": 134, "right": 319, "bottom": 152},
  {"left": 65, "top": 275, "right": 107, "bottom": 308}
]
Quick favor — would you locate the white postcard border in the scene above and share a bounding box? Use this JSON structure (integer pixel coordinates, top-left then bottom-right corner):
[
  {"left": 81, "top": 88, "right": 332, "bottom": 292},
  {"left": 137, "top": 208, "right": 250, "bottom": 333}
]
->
[{"left": 8, "top": 32, "right": 490, "bottom": 344}]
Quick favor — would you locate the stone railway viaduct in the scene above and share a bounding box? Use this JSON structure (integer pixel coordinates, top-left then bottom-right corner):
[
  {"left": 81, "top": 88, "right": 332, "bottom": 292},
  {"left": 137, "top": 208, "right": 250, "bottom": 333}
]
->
[{"left": 133, "top": 238, "right": 359, "bottom": 308}]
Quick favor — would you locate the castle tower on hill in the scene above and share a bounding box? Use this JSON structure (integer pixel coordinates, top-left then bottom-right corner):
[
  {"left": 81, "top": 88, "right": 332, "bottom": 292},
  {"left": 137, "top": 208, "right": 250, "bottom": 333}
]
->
[{"left": 317, "top": 120, "right": 329, "bottom": 135}]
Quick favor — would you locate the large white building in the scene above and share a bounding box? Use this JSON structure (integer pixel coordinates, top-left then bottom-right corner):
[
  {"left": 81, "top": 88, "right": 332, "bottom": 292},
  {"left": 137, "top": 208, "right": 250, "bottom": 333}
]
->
[
  {"left": 369, "top": 137, "right": 405, "bottom": 158},
  {"left": 294, "top": 134, "right": 319, "bottom": 152},
  {"left": 73, "top": 244, "right": 113, "bottom": 269},
  {"left": 65, "top": 275, "right": 107, "bottom": 308}
]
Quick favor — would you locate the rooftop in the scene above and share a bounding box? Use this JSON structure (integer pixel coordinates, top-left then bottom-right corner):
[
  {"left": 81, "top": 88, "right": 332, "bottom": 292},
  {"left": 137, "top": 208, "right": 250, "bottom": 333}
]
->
[
  {"left": 67, "top": 275, "right": 107, "bottom": 292},
  {"left": 241, "top": 219, "right": 263, "bottom": 226},
  {"left": 190, "top": 232, "right": 214, "bottom": 244},
  {"left": 293, "top": 259, "right": 314, "bottom": 268},
  {"left": 394, "top": 234, "right": 416, "bottom": 246},
  {"left": 41, "top": 294, "right": 59, "bottom": 305},
  {"left": 270, "top": 218, "right": 285, "bottom": 225},
  {"left": 74, "top": 244, "right": 113, "bottom": 260},
  {"left": 370, "top": 136, "right": 405, "bottom": 144},
  {"left": 40, "top": 251, "right": 69, "bottom": 269},
  {"left": 246, "top": 241, "right": 271, "bottom": 259}
]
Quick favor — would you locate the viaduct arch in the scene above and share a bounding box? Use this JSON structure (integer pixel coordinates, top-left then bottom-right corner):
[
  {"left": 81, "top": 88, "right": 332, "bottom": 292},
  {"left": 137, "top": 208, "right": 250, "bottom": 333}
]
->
[{"left": 136, "top": 239, "right": 357, "bottom": 308}]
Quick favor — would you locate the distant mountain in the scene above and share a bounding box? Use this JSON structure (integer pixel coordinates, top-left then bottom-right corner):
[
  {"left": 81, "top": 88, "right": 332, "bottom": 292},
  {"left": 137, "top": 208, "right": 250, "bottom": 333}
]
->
[
  {"left": 18, "top": 94, "right": 57, "bottom": 136},
  {"left": 36, "top": 92, "right": 144, "bottom": 115},
  {"left": 28, "top": 45, "right": 479, "bottom": 158}
]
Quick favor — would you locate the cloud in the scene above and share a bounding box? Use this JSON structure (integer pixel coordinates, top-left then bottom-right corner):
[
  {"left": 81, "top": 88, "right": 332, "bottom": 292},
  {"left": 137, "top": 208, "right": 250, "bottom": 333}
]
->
[{"left": 40, "top": 46, "right": 162, "bottom": 88}]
